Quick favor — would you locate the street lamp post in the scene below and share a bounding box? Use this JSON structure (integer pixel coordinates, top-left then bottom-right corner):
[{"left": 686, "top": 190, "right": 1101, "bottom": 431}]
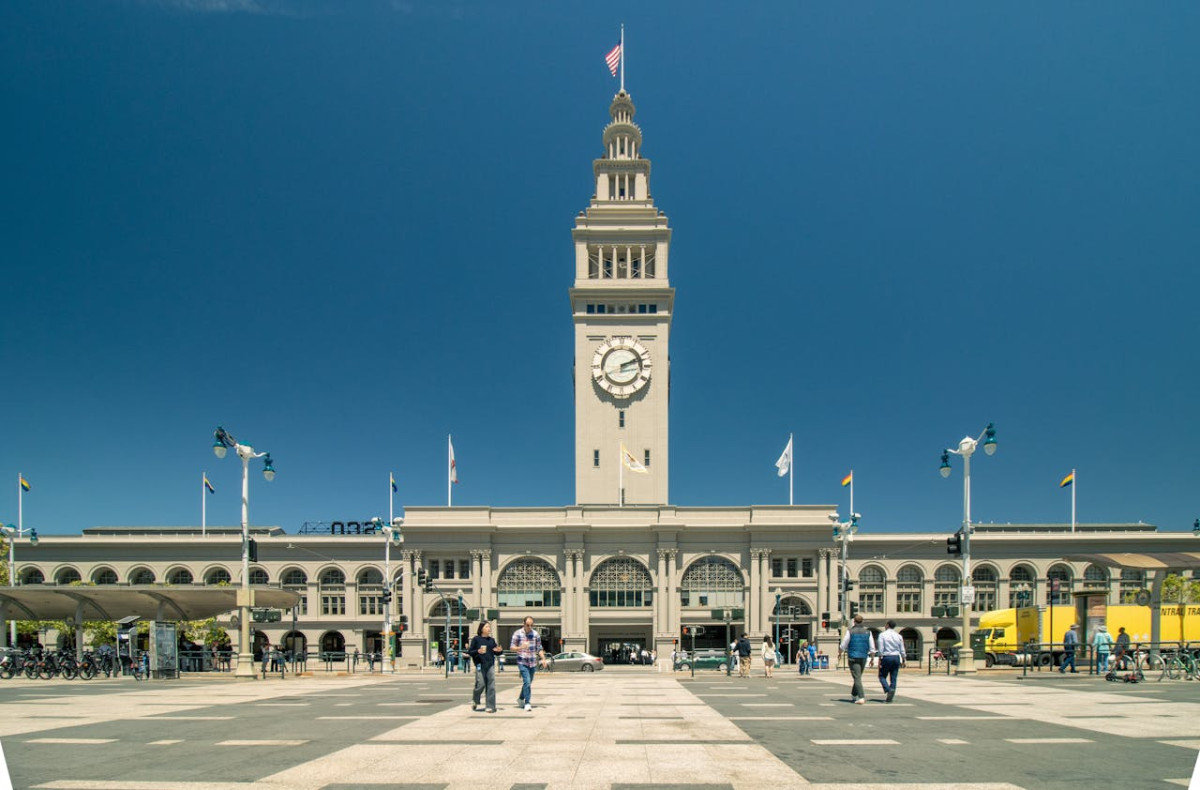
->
[
  {"left": 212, "top": 426, "right": 275, "bottom": 679},
  {"left": 828, "top": 512, "right": 860, "bottom": 629},
  {"left": 774, "top": 589, "right": 782, "bottom": 663},
  {"left": 371, "top": 517, "right": 404, "bottom": 674},
  {"left": 3, "top": 524, "right": 38, "bottom": 647},
  {"left": 939, "top": 422, "right": 997, "bottom": 675},
  {"left": 456, "top": 589, "right": 465, "bottom": 673}
]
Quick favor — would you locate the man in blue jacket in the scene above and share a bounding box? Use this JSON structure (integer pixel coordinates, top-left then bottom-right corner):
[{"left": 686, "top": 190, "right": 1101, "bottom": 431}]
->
[{"left": 839, "top": 614, "right": 876, "bottom": 704}]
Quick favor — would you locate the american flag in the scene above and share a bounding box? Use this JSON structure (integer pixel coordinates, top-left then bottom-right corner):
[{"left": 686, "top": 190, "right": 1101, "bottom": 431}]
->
[{"left": 605, "top": 43, "right": 621, "bottom": 77}]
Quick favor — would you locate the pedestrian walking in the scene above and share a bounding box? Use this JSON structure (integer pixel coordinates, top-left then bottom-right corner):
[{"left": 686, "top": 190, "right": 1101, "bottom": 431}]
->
[
  {"left": 1113, "top": 626, "right": 1131, "bottom": 669},
  {"left": 469, "top": 621, "right": 503, "bottom": 713},
  {"left": 796, "top": 639, "right": 809, "bottom": 675},
  {"left": 761, "top": 636, "right": 777, "bottom": 678},
  {"left": 510, "top": 616, "right": 548, "bottom": 711},
  {"left": 1059, "top": 624, "right": 1079, "bottom": 673},
  {"left": 1092, "top": 624, "right": 1114, "bottom": 673},
  {"left": 839, "top": 614, "right": 876, "bottom": 704},
  {"left": 735, "top": 633, "right": 753, "bottom": 677},
  {"left": 876, "top": 620, "right": 905, "bottom": 703}
]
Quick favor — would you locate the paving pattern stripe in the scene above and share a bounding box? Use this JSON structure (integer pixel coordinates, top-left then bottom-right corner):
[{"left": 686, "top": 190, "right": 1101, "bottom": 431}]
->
[
  {"left": 937, "top": 739, "right": 971, "bottom": 745},
  {"left": 729, "top": 716, "right": 832, "bottom": 721},
  {"left": 1003, "top": 737, "right": 1094, "bottom": 744},
  {"left": 148, "top": 739, "right": 183, "bottom": 745},
  {"left": 24, "top": 738, "right": 117, "bottom": 745},
  {"left": 316, "top": 710, "right": 420, "bottom": 715},
  {"left": 613, "top": 739, "right": 750, "bottom": 745},
  {"left": 216, "top": 739, "right": 309, "bottom": 746}
]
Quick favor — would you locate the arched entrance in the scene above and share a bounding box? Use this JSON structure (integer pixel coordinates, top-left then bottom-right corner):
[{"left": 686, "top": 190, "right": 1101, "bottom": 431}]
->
[
  {"left": 900, "top": 628, "right": 923, "bottom": 662},
  {"left": 252, "top": 630, "right": 269, "bottom": 659},
  {"left": 281, "top": 630, "right": 307, "bottom": 659},
  {"left": 364, "top": 630, "right": 382, "bottom": 655},
  {"left": 589, "top": 557, "right": 654, "bottom": 663},
  {"left": 771, "top": 595, "right": 813, "bottom": 664},
  {"left": 935, "top": 627, "right": 958, "bottom": 651},
  {"left": 320, "top": 631, "right": 346, "bottom": 657},
  {"left": 680, "top": 556, "right": 745, "bottom": 650}
]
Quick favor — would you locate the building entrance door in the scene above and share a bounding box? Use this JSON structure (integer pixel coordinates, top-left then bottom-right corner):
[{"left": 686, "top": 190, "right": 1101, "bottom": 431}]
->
[{"left": 776, "top": 622, "right": 812, "bottom": 664}]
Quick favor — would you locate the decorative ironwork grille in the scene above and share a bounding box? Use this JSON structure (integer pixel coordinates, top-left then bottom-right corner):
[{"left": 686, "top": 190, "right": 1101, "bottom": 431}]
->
[
  {"left": 680, "top": 556, "right": 743, "bottom": 607},
  {"left": 205, "top": 568, "right": 231, "bottom": 585},
  {"left": 93, "top": 568, "right": 119, "bottom": 585},
  {"left": 497, "top": 558, "right": 561, "bottom": 608},
  {"left": 282, "top": 569, "right": 308, "bottom": 586},
  {"left": 589, "top": 557, "right": 652, "bottom": 607}
]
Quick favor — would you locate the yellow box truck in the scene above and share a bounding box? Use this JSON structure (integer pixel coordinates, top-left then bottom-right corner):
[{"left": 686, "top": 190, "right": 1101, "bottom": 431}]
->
[{"left": 976, "top": 603, "right": 1200, "bottom": 667}]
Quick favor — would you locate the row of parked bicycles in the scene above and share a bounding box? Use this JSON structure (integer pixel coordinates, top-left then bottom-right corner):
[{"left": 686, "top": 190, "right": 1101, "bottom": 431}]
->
[
  {"left": 1104, "top": 646, "right": 1200, "bottom": 683},
  {"left": 0, "top": 648, "right": 148, "bottom": 681}
]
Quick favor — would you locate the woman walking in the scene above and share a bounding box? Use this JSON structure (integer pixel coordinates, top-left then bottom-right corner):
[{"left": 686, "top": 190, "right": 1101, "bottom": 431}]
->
[
  {"left": 469, "top": 621, "right": 503, "bottom": 713},
  {"left": 761, "top": 635, "right": 777, "bottom": 678}
]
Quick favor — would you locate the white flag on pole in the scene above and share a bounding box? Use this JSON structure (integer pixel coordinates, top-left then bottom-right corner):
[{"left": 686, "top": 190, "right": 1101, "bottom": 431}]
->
[
  {"left": 621, "top": 444, "right": 648, "bottom": 473},
  {"left": 775, "top": 436, "right": 793, "bottom": 478},
  {"left": 449, "top": 437, "right": 458, "bottom": 484}
]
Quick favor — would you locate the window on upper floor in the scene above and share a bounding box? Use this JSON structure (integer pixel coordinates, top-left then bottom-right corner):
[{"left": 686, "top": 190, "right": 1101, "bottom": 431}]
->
[
  {"left": 460, "top": 560, "right": 471, "bottom": 579},
  {"left": 429, "top": 560, "right": 441, "bottom": 580},
  {"left": 593, "top": 450, "right": 600, "bottom": 468},
  {"left": 644, "top": 450, "right": 651, "bottom": 467},
  {"left": 619, "top": 411, "right": 625, "bottom": 428}
]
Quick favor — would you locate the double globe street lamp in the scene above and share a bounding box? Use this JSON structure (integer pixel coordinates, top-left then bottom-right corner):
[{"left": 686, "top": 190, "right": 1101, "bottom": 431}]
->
[
  {"left": 369, "top": 517, "right": 404, "bottom": 673},
  {"left": 828, "top": 512, "right": 861, "bottom": 630},
  {"left": 938, "top": 422, "right": 997, "bottom": 675},
  {"left": 212, "top": 426, "right": 275, "bottom": 678},
  {"left": 3, "top": 524, "right": 38, "bottom": 648}
]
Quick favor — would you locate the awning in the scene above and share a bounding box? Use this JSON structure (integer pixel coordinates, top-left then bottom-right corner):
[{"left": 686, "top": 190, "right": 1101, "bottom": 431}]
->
[
  {"left": 0, "top": 585, "right": 300, "bottom": 622},
  {"left": 1063, "top": 552, "right": 1200, "bottom": 571}
]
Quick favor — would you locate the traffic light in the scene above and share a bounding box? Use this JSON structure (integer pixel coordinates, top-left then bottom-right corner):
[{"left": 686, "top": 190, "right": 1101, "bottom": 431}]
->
[
  {"left": 248, "top": 538, "right": 258, "bottom": 563},
  {"left": 417, "top": 568, "right": 427, "bottom": 588},
  {"left": 947, "top": 531, "right": 962, "bottom": 556},
  {"left": 424, "top": 574, "right": 435, "bottom": 593},
  {"left": 821, "top": 618, "right": 829, "bottom": 629},
  {"left": 843, "top": 578, "right": 856, "bottom": 592},
  {"left": 850, "top": 601, "right": 860, "bottom": 618},
  {"left": 673, "top": 638, "right": 678, "bottom": 647},
  {"left": 381, "top": 585, "right": 392, "bottom": 605},
  {"left": 682, "top": 626, "right": 690, "bottom": 637},
  {"left": 832, "top": 524, "right": 840, "bottom": 539}
]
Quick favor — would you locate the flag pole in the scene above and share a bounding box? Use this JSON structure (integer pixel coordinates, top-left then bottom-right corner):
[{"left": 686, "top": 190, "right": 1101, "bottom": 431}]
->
[
  {"left": 619, "top": 443, "right": 624, "bottom": 508},
  {"left": 18, "top": 472, "right": 24, "bottom": 538},
  {"left": 850, "top": 468, "right": 854, "bottom": 518},
  {"left": 390, "top": 473, "right": 394, "bottom": 525},
  {"left": 202, "top": 472, "right": 207, "bottom": 537},
  {"left": 788, "top": 433, "right": 793, "bottom": 506},
  {"left": 1071, "top": 468, "right": 1076, "bottom": 534},
  {"left": 448, "top": 436, "right": 452, "bottom": 508},
  {"left": 620, "top": 24, "right": 625, "bottom": 93}
]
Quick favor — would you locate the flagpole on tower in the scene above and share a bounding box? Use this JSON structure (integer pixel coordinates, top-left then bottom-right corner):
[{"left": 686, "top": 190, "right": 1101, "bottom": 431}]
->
[
  {"left": 1071, "top": 468, "right": 1076, "bottom": 534},
  {"left": 18, "top": 473, "right": 24, "bottom": 538},
  {"left": 202, "top": 472, "right": 207, "bottom": 537},
  {"left": 620, "top": 24, "right": 625, "bottom": 92},
  {"left": 788, "top": 433, "right": 793, "bottom": 507},
  {"left": 618, "top": 442, "right": 624, "bottom": 508},
  {"left": 849, "top": 469, "right": 854, "bottom": 519},
  {"left": 448, "top": 436, "right": 452, "bottom": 508}
]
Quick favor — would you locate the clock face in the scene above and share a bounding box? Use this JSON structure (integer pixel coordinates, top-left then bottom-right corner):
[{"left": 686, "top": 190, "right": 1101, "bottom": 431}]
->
[{"left": 591, "top": 337, "right": 652, "bottom": 398}]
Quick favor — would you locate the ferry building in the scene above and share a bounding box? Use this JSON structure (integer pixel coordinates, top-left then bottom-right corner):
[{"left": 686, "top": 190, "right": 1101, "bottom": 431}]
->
[{"left": 7, "top": 89, "right": 1196, "bottom": 667}]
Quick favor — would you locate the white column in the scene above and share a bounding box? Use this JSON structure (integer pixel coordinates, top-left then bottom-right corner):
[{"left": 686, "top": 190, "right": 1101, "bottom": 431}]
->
[
  {"left": 759, "top": 550, "right": 773, "bottom": 633},
  {"left": 656, "top": 549, "right": 667, "bottom": 633},
  {"left": 747, "top": 549, "right": 758, "bottom": 635},
  {"left": 563, "top": 551, "right": 575, "bottom": 636},
  {"left": 667, "top": 550, "right": 679, "bottom": 635}
]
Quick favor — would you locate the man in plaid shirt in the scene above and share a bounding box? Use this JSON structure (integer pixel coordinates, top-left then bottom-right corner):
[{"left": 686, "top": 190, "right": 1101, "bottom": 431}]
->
[{"left": 510, "top": 615, "right": 547, "bottom": 712}]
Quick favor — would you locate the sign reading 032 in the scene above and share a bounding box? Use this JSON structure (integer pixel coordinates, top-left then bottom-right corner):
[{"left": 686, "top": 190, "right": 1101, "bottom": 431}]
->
[{"left": 591, "top": 337, "right": 652, "bottom": 398}]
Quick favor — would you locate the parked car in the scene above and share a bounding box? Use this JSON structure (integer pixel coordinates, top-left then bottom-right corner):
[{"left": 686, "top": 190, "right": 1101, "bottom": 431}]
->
[
  {"left": 549, "top": 651, "right": 605, "bottom": 672},
  {"left": 674, "top": 649, "right": 730, "bottom": 672}
]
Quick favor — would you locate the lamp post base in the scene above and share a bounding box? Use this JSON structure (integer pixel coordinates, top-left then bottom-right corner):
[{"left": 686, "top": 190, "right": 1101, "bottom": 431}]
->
[
  {"left": 234, "top": 652, "right": 256, "bottom": 678},
  {"left": 955, "top": 647, "right": 977, "bottom": 675}
]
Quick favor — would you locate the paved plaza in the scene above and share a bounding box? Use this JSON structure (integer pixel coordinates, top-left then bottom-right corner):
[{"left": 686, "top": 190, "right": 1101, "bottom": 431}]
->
[{"left": 0, "top": 667, "right": 1198, "bottom": 789}]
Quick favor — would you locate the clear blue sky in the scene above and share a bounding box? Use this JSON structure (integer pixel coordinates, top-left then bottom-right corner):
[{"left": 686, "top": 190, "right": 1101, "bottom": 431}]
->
[{"left": 2, "top": 1, "right": 1197, "bottom": 536}]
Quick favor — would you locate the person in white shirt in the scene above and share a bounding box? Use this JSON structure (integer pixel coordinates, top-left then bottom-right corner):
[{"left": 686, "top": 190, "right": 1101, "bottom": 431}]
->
[{"left": 876, "top": 620, "right": 906, "bottom": 703}]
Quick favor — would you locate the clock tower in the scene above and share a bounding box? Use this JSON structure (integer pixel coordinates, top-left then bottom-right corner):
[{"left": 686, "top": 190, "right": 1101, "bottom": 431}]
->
[{"left": 570, "top": 90, "right": 673, "bottom": 505}]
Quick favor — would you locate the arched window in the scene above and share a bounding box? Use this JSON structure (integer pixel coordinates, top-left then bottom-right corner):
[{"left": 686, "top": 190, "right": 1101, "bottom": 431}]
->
[
  {"left": 680, "top": 557, "right": 744, "bottom": 608},
  {"left": 1048, "top": 564, "right": 1073, "bottom": 605},
  {"left": 589, "top": 557, "right": 653, "bottom": 607},
  {"left": 282, "top": 569, "right": 308, "bottom": 615},
  {"left": 358, "top": 568, "right": 383, "bottom": 616},
  {"left": 20, "top": 568, "right": 44, "bottom": 585},
  {"left": 430, "top": 597, "right": 468, "bottom": 618},
  {"left": 773, "top": 596, "right": 812, "bottom": 618},
  {"left": 1120, "top": 568, "right": 1146, "bottom": 603},
  {"left": 320, "top": 569, "right": 346, "bottom": 616},
  {"left": 56, "top": 568, "right": 81, "bottom": 584},
  {"left": 1008, "top": 564, "right": 1036, "bottom": 608},
  {"left": 168, "top": 568, "right": 193, "bottom": 585},
  {"left": 130, "top": 568, "right": 156, "bottom": 585},
  {"left": 205, "top": 568, "right": 232, "bottom": 585},
  {"left": 92, "top": 568, "right": 118, "bottom": 585},
  {"left": 858, "top": 566, "right": 885, "bottom": 613},
  {"left": 972, "top": 565, "right": 999, "bottom": 612},
  {"left": 1083, "top": 564, "right": 1108, "bottom": 585},
  {"left": 934, "top": 565, "right": 959, "bottom": 609},
  {"left": 896, "top": 565, "right": 922, "bottom": 613},
  {"left": 249, "top": 568, "right": 270, "bottom": 585},
  {"left": 497, "top": 558, "right": 561, "bottom": 608}
]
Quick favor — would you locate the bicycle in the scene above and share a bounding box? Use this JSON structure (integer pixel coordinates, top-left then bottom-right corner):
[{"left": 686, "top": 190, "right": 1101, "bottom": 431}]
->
[{"left": 1105, "top": 650, "right": 1143, "bottom": 682}]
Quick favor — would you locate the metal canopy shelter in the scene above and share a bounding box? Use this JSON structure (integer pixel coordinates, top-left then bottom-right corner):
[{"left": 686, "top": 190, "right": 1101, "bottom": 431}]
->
[
  {"left": 0, "top": 585, "right": 301, "bottom": 655},
  {"left": 1063, "top": 552, "right": 1200, "bottom": 571},
  {"left": 1063, "top": 552, "right": 1200, "bottom": 651}
]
